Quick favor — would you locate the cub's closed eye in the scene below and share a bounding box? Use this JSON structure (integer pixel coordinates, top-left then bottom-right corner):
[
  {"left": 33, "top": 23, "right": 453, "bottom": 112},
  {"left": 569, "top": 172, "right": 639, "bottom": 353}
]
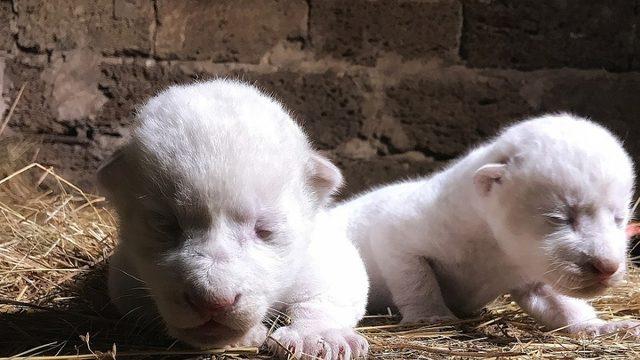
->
[
  {"left": 543, "top": 213, "right": 575, "bottom": 227},
  {"left": 255, "top": 227, "right": 273, "bottom": 240},
  {"left": 148, "top": 212, "right": 182, "bottom": 237},
  {"left": 253, "top": 213, "right": 281, "bottom": 241},
  {"left": 614, "top": 216, "right": 626, "bottom": 226}
]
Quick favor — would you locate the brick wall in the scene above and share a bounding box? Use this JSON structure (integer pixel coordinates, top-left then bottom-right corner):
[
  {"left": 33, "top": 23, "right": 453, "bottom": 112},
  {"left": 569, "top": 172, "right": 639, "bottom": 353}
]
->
[{"left": 1, "top": 0, "right": 639, "bottom": 197}]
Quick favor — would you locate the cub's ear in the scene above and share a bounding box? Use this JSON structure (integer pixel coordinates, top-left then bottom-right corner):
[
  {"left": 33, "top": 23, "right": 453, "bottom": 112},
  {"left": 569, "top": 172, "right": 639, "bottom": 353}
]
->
[
  {"left": 473, "top": 163, "right": 507, "bottom": 196},
  {"left": 307, "top": 153, "right": 344, "bottom": 205}
]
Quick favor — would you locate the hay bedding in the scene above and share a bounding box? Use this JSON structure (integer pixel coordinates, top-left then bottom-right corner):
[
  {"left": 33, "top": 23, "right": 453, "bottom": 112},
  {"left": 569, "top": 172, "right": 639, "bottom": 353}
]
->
[{"left": 1, "top": 139, "right": 640, "bottom": 360}]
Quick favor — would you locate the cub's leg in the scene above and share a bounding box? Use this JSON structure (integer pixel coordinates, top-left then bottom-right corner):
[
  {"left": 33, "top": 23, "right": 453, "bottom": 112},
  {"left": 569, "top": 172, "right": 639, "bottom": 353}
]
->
[
  {"left": 381, "top": 254, "right": 457, "bottom": 324},
  {"left": 511, "top": 283, "right": 640, "bottom": 336}
]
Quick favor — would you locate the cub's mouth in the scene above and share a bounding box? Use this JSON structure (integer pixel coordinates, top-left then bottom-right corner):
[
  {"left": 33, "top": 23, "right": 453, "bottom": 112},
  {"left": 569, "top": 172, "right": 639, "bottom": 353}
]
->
[
  {"left": 545, "top": 260, "right": 625, "bottom": 298},
  {"left": 161, "top": 294, "right": 266, "bottom": 347}
]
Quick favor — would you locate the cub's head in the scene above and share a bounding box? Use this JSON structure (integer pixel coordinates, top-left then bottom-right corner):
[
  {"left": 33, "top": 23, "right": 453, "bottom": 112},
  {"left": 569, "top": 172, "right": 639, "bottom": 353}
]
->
[
  {"left": 99, "top": 80, "right": 342, "bottom": 347},
  {"left": 474, "top": 114, "right": 634, "bottom": 298}
]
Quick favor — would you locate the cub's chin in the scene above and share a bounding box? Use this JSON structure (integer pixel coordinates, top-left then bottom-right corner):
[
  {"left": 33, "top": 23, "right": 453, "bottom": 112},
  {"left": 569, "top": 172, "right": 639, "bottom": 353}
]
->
[
  {"left": 545, "top": 273, "right": 613, "bottom": 299},
  {"left": 169, "top": 321, "right": 250, "bottom": 348},
  {"left": 556, "top": 282, "right": 610, "bottom": 299},
  {"left": 164, "top": 306, "right": 266, "bottom": 348}
]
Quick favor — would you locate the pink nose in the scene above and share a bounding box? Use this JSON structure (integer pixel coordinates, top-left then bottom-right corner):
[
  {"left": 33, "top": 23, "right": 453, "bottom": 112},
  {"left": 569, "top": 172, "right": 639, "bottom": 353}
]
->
[
  {"left": 185, "top": 291, "right": 240, "bottom": 315},
  {"left": 590, "top": 258, "right": 620, "bottom": 278}
]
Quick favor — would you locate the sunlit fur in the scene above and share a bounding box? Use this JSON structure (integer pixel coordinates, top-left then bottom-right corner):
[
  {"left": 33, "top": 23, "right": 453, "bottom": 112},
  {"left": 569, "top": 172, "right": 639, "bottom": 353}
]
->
[
  {"left": 99, "top": 80, "right": 369, "bottom": 358},
  {"left": 333, "top": 113, "right": 639, "bottom": 335}
]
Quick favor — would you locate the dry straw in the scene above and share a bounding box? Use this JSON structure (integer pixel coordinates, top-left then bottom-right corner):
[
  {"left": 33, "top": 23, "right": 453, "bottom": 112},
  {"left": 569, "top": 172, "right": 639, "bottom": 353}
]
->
[{"left": 1, "top": 139, "right": 640, "bottom": 358}]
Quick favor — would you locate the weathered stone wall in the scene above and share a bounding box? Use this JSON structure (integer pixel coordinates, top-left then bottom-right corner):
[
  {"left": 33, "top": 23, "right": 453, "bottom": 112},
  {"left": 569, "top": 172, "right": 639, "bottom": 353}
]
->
[{"left": 1, "top": 1, "right": 639, "bottom": 197}]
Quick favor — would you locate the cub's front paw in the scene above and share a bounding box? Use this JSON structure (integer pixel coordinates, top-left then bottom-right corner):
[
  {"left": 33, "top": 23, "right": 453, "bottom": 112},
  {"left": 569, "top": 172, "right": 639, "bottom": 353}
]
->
[
  {"left": 267, "top": 326, "right": 368, "bottom": 359},
  {"left": 319, "top": 328, "right": 369, "bottom": 359},
  {"left": 569, "top": 319, "right": 640, "bottom": 337}
]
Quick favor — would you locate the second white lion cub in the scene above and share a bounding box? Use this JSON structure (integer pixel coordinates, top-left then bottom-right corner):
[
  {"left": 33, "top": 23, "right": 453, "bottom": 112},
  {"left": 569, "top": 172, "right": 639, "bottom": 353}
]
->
[{"left": 333, "top": 114, "right": 639, "bottom": 335}]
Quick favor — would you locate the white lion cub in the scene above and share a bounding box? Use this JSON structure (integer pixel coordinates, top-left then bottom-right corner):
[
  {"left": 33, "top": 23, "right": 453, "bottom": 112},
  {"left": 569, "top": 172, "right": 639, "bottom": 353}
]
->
[
  {"left": 333, "top": 114, "right": 639, "bottom": 335},
  {"left": 98, "top": 79, "right": 369, "bottom": 359}
]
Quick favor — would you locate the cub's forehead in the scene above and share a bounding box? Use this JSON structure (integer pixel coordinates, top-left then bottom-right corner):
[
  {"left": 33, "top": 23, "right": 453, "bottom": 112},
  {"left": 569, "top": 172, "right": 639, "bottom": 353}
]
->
[
  {"left": 538, "top": 177, "right": 631, "bottom": 209},
  {"left": 128, "top": 79, "right": 313, "bottom": 213},
  {"left": 497, "top": 114, "right": 635, "bottom": 211},
  {"left": 518, "top": 161, "right": 633, "bottom": 215},
  {"left": 177, "top": 172, "right": 296, "bottom": 218},
  {"left": 501, "top": 114, "right": 633, "bottom": 181},
  {"left": 133, "top": 145, "right": 309, "bottom": 223},
  {"left": 134, "top": 79, "right": 311, "bottom": 161}
]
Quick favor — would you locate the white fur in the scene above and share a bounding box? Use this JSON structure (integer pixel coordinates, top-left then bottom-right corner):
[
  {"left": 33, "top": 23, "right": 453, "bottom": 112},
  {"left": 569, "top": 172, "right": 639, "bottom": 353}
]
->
[
  {"left": 333, "top": 113, "right": 639, "bottom": 335},
  {"left": 99, "top": 79, "right": 369, "bottom": 359}
]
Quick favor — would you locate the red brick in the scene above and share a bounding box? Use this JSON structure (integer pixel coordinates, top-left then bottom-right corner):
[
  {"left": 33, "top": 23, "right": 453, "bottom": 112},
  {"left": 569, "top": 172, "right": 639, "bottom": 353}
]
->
[
  {"left": 384, "top": 69, "right": 532, "bottom": 159},
  {"left": 0, "top": 0, "right": 13, "bottom": 52},
  {"left": 2, "top": 58, "right": 60, "bottom": 133},
  {"left": 248, "top": 71, "right": 368, "bottom": 149},
  {"left": 155, "top": 0, "right": 307, "bottom": 63},
  {"left": 97, "top": 63, "right": 200, "bottom": 133},
  {"left": 462, "top": 0, "right": 635, "bottom": 71},
  {"left": 310, "top": 0, "right": 461, "bottom": 66},
  {"left": 16, "top": 0, "right": 154, "bottom": 55},
  {"left": 533, "top": 70, "right": 640, "bottom": 162}
]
